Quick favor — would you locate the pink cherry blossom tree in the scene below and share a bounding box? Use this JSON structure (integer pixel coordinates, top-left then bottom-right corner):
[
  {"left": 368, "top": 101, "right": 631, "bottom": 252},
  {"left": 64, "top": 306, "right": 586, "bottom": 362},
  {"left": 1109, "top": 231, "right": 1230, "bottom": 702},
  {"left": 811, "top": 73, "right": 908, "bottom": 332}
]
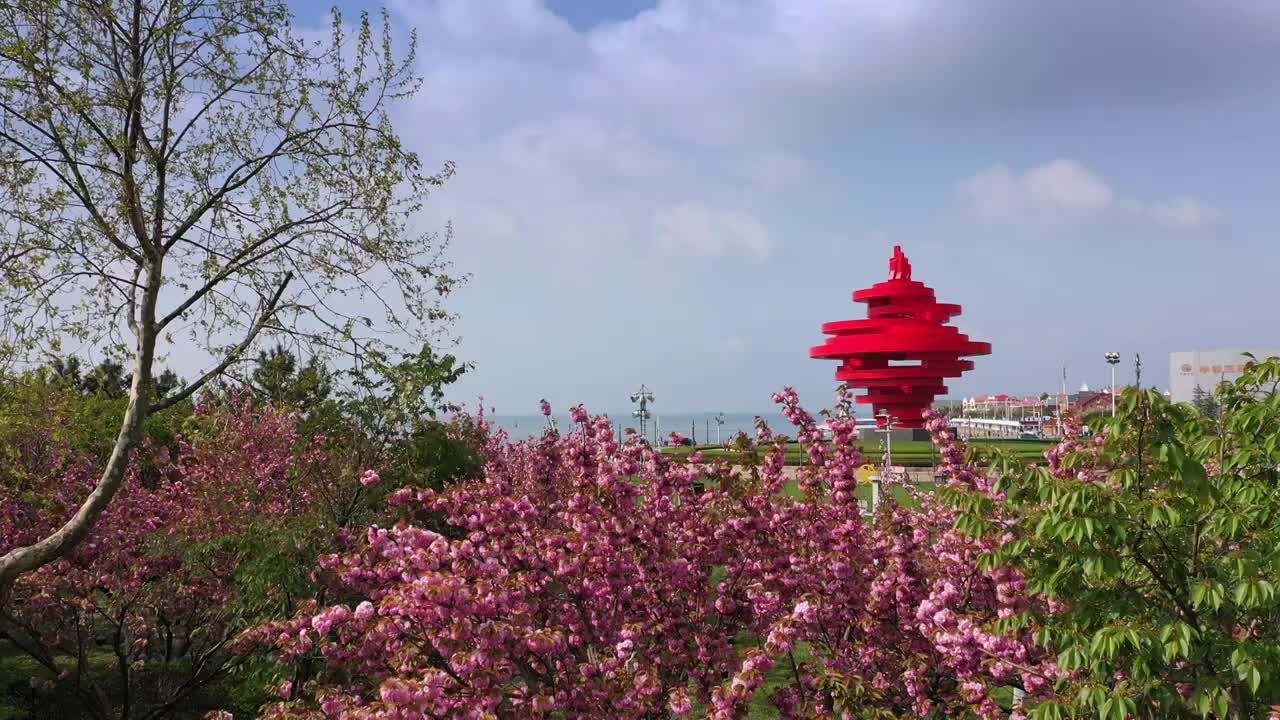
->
[
  {"left": 0, "top": 397, "right": 381, "bottom": 720},
  {"left": 247, "top": 392, "right": 1053, "bottom": 718}
]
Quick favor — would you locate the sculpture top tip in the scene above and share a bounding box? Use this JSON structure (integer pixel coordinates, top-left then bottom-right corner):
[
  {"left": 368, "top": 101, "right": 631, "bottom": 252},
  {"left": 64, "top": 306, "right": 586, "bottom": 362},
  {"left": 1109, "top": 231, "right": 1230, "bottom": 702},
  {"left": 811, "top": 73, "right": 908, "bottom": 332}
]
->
[{"left": 888, "top": 245, "right": 912, "bottom": 281}]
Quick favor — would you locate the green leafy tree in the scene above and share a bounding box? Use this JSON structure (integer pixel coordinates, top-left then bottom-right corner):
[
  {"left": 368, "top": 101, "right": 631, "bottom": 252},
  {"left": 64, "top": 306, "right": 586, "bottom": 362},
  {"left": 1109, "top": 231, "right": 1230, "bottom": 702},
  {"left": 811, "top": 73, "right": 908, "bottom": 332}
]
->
[
  {"left": 315, "top": 343, "right": 476, "bottom": 502},
  {"left": 77, "top": 355, "right": 129, "bottom": 398},
  {"left": 346, "top": 344, "right": 469, "bottom": 431},
  {"left": 235, "top": 342, "right": 475, "bottom": 492},
  {"left": 153, "top": 368, "right": 181, "bottom": 400},
  {"left": 246, "top": 344, "right": 334, "bottom": 415},
  {"left": 42, "top": 352, "right": 179, "bottom": 400},
  {"left": 220, "top": 344, "right": 478, "bottom": 697},
  {"left": 0, "top": 0, "right": 457, "bottom": 598},
  {"left": 1193, "top": 384, "right": 1223, "bottom": 420},
  {"left": 952, "top": 358, "right": 1280, "bottom": 719},
  {"left": 46, "top": 356, "right": 84, "bottom": 390}
]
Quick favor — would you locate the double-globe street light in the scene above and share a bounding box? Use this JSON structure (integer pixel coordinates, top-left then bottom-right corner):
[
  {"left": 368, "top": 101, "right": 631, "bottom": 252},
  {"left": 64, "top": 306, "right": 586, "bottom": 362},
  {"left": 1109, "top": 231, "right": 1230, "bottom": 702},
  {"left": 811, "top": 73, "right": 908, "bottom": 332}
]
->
[
  {"left": 1104, "top": 352, "right": 1121, "bottom": 417},
  {"left": 630, "top": 384, "right": 655, "bottom": 443}
]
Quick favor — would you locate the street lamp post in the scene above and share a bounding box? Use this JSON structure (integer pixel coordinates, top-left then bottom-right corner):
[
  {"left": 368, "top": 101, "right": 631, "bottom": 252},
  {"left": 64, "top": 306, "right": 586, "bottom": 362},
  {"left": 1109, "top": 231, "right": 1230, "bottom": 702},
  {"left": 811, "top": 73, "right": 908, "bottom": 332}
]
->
[
  {"left": 876, "top": 411, "right": 898, "bottom": 467},
  {"left": 630, "top": 384, "right": 654, "bottom": 441},
  {"left": 1104, "top": 352, "right": 1121, "bottom": 417},
  {"left": 873, "top": 409, "right": 899, "bottom": 512},
  {"left": 715, "top": 412, "right": 725, "bottom": 445}
]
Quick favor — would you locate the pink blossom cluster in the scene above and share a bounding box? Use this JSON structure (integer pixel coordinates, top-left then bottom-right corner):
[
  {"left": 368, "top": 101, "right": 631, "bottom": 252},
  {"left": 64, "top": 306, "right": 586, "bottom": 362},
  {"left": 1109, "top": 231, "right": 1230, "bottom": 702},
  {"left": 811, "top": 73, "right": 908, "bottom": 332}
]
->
[
  {"left": 1, "top": 398, "right": 363, "bottom": 703},
  {"left": 249, "top": 390, "right": 1058, "bottom": 718},
  {"left": 1041, "top": 413, "right": 1115, "bottom": 485},
  {"left": 249, "top": 406, "right": 741, "bottom": 718}
]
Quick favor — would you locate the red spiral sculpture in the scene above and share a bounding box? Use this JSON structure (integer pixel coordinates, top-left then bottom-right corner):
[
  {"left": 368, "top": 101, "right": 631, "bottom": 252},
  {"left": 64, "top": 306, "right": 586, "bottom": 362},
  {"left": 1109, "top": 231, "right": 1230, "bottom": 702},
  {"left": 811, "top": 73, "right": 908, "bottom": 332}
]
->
[{"left": 811, "top": 246, "right": 991, "bottom": 428}]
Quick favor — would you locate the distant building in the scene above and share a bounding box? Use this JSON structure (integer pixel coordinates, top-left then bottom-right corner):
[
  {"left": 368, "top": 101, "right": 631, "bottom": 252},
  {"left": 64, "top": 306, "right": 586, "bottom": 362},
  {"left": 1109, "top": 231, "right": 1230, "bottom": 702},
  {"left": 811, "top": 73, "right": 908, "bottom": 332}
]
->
[
  {"left": 1169, "top": 349, "right": 1280, "bottom": 403},
  {"left": 961, "top": 386, "right": 1122, "bottom": 436},
  {"left": 1072, "top": 390, "right": 1115, "bottom": 415}
]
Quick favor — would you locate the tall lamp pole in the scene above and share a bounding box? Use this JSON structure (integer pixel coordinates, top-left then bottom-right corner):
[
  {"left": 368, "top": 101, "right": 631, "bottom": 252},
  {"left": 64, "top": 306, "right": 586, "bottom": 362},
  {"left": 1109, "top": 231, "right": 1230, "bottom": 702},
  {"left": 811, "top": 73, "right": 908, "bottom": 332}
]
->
[
  {"left": 630, "top": 384, "right": 654, "bottom": 440},
  {"left": 1060, "top": 366, "right": 1068, "bottom": 438},
  {"left": 1104, "top": 352, "right": 1121, "bottom": 417},
  {"left": 873, "top": 409, "right": 898, "bottom": 511},
  {"left": 876, "top": 410, "right": 899, "bottom": 468},
  {"left": 715, "top": 412, "right": 725, "bottom": 445}
]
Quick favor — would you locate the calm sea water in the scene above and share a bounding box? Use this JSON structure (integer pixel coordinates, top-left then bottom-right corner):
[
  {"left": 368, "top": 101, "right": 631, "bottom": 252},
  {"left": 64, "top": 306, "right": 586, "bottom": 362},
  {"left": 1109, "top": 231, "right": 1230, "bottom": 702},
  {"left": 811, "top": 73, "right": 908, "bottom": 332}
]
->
[{"left": 481, "top": 412, "right": 796, "bottom": 443}]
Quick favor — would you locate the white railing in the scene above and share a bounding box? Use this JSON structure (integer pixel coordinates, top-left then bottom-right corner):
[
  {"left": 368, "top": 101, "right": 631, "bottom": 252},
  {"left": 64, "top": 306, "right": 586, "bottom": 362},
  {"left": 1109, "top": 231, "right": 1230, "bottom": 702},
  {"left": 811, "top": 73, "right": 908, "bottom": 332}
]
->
[{"left": 947, "top": 417, "right": 1027, "bottom": 439}]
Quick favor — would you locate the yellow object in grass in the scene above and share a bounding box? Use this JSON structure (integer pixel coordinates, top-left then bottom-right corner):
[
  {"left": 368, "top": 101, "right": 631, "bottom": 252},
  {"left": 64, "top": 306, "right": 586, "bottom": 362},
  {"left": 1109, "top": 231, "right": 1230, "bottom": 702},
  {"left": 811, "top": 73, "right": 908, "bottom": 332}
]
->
[{"left": 854, "top": 464, "right": 879, "bottom": 484}]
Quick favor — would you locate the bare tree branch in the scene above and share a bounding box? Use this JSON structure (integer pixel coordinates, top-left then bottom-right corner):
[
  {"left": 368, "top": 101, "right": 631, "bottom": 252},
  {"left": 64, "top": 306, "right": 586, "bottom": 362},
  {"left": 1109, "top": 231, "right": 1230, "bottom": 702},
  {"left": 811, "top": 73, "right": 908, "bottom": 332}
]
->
[{"left": 151, "top": 271, "right": 292, "bottom": 411}]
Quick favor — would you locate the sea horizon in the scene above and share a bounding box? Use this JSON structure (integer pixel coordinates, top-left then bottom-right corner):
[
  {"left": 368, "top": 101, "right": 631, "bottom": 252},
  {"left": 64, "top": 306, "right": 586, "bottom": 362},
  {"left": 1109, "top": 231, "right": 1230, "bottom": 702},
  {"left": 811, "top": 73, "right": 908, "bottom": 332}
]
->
[{"left": 473, "top": 411, "right": 829, "bottom": 442}]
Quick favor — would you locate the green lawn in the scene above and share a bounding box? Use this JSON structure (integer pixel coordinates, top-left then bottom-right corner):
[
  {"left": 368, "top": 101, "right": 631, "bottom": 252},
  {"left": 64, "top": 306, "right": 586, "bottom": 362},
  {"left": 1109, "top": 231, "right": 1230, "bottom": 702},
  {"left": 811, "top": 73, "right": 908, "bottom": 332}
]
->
[
  {"left": 664, "top": 438, "right": 1052, "bottom": 468},
  {"left": 0, "top": 642, "right": 82, "bottom": 720},
  {"left": 774, "top": 477, "right": 930, "bottom": 505},
  {"left": 0, "top": 641, "right": 260, "bottom": 719}
]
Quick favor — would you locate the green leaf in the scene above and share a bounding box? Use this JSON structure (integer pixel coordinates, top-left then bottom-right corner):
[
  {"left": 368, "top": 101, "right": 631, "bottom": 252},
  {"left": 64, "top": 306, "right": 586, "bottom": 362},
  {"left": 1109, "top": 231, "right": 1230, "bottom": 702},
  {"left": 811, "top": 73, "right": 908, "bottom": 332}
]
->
[
  {"left": 1234, "top": 581, "right": 1255, "bottom": 608},
  {"left": 1057, "top": 645, "right": 1084, "bottom": 672},
  {"left": 1194, "top": 688, "right": 1210, "bottom": 717},
  {"left": 1029, "top": 700, "right": 1066, "bottom": 720}
]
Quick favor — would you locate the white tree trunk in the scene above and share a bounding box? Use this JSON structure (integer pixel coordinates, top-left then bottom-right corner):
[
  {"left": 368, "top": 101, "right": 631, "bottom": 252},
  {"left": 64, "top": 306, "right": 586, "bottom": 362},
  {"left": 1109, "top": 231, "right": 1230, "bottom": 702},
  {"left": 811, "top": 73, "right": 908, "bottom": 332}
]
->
[{"left": 0, "top": 264, "right": 159, "bottom": 602}]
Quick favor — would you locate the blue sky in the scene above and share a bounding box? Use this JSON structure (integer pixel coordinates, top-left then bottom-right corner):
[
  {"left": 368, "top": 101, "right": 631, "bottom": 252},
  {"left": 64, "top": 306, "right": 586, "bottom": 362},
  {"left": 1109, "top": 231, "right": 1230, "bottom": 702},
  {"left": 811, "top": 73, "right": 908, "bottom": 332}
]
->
[{"left": 290, "top": 0, "right": 1280, "bottom": 414}]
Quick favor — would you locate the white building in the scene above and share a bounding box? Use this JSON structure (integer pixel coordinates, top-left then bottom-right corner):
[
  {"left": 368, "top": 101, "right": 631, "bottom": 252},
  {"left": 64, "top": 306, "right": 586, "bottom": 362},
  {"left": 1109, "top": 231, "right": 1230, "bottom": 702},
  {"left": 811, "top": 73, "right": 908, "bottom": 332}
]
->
[{"left": 1169, "top": 348, "right": 1280, "bottom": 403}]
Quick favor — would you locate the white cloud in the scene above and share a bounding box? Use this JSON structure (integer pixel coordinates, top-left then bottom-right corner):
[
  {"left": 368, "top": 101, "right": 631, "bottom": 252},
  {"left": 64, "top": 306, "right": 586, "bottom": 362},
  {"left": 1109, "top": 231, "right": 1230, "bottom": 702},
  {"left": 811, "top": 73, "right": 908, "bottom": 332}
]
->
[
  {"left": 493, "top": 116, "right": 679, "bottom": 182},
  {"left": 1148, "top": 196, "right": 1223, "bottom": 229},
  {"left": 369, "top": 0, "right": 1269, "bottom": 255},
  {"left": 653, "top": 204, "right": 772, "bottom": 261},
  {"left": 1023, "top": 159, "right": 1114, "bottom": 212},
  {"left": 959, "top": 159, "right": 1220, "bottom": 229},
  {"left": 383, "top": 0, "right": 1267, "bottom": 259},
  {"left": 958, "top": 159, "right": 1113, "bottom": 222},
  {"left": 342, "top": 0, "right": 1272, "bottom": 413},
  {"left": 956, "top": 165, "right": 1021, "bottom": 221}
]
